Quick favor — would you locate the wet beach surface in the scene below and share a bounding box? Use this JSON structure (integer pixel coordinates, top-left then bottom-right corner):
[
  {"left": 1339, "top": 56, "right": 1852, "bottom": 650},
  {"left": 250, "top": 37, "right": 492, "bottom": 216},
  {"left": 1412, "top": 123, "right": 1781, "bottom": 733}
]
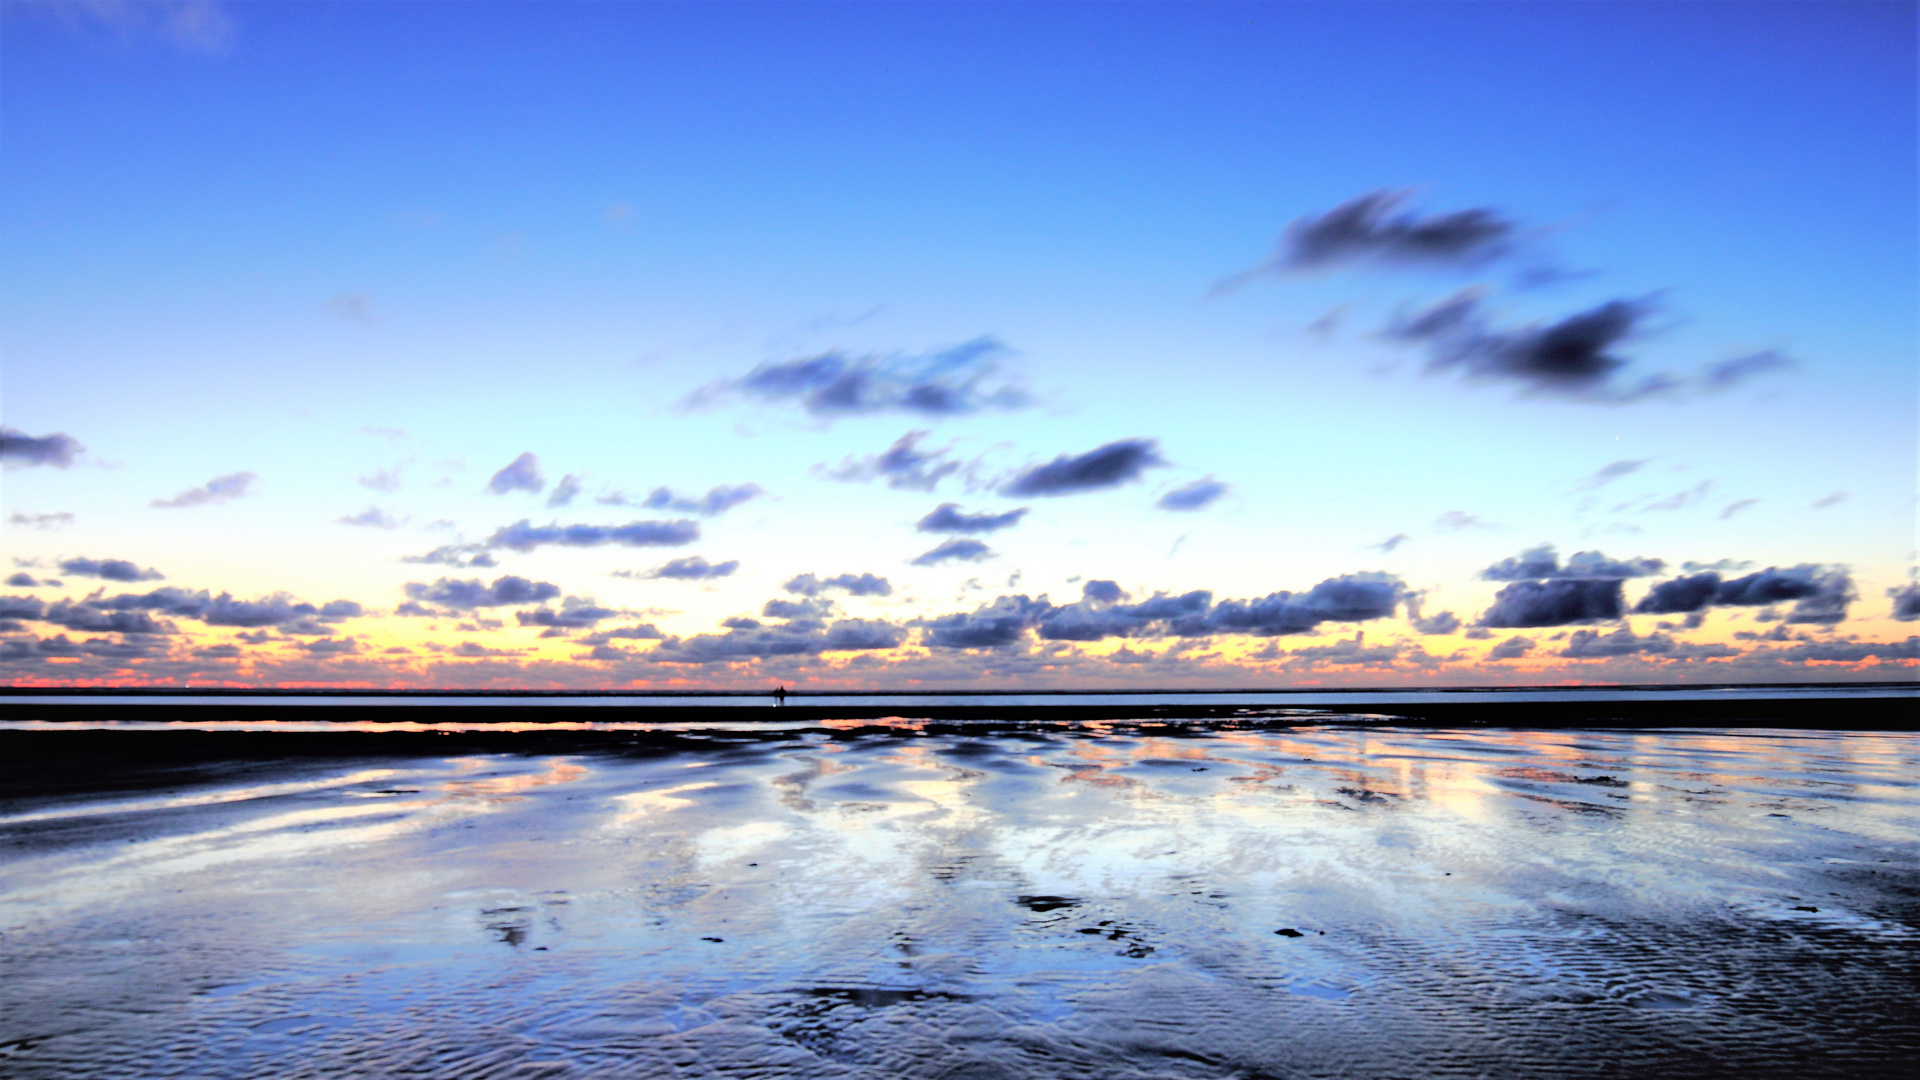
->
[{"left": 2, "top": 719, "right": 1916, "bottom": 1078}]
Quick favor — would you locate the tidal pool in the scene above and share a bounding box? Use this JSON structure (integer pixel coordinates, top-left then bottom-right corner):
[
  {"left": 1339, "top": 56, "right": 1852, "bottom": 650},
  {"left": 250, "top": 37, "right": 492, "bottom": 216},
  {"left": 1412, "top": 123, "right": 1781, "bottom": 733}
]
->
[{"left": 2, "top": 720, "right": 1915, "bottom": 1078}]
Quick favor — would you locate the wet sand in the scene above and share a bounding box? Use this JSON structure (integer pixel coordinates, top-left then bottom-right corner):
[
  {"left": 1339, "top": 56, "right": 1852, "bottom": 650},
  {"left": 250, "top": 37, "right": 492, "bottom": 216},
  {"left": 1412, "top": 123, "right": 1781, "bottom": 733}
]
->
[{"left": 2, "top": 719, "right": 1916, "bottom": 1078}]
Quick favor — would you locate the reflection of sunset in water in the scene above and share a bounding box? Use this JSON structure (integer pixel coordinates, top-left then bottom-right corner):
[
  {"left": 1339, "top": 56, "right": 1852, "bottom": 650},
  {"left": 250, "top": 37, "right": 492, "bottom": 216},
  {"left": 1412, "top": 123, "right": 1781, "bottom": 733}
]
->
[{"left": 1, "top": 721, "right": 1914, "bottom": 1079}]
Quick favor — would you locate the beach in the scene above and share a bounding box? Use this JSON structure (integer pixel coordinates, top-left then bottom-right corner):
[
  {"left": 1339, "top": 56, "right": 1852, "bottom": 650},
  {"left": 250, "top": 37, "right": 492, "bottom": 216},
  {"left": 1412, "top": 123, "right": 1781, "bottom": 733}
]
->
[{"left": 2, "top": 715, "right": 1915, "bottom": 1078}]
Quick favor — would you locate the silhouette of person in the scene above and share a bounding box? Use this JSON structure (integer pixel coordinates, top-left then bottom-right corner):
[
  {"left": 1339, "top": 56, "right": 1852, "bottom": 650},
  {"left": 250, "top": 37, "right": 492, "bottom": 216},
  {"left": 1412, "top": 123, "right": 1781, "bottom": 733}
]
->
[{"left": 773, "top": 684, "right": 787, "bottom": 707}]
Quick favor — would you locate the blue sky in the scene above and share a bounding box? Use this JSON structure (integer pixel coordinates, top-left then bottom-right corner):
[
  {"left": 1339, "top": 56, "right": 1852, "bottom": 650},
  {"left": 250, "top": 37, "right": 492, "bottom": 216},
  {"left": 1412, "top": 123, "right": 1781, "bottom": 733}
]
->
[{"left": 3, "top": 0, "right": 1915, "bottom": 687}]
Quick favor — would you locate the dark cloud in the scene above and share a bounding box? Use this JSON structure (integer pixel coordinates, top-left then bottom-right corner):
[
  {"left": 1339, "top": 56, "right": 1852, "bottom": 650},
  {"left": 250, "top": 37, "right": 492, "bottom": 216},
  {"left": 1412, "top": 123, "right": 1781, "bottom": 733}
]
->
[
  {"left": 1561, "top": 627, "right": 1674, "bottom": 659},
  {"left": 516, "top": 598, "right": 619, "bottom": 630},
  {"left": 920, "top": 573, "right": 1406, "bottom": 649},
  {"left": 1158, "top": 477, "right": 1228, "bottom": 512},
  {"left": 642, "top": 556, "right": 740, "bottom": 581},
  {"left": 818, "top": 431, "right": 963, "bottom": 491},
  {"left": 337, "top": 507, "right": 400, "bottom": 529},
  {"left": 1481, "top": 545, "right": 1664, "bottom": 581},
  {"left": 9, "top": 511, "right": 75, "bottom": 530},
  {"left": 762, "top": 597, "right": 834, "bottom": 622},
  {"left": 484, "top": 519, "right": 700, "bottom": 552},
  {"left": 1389, "top": 290, "right": 1674, "bottom": 402},
  {"left": 152, "top": 471, "right": 255, "bottom": 508},
  {"left": 487, "top": 452, "right": 544, "bottom": 495},
  {"left": 402, "top": 575, "right": 562, "bottom": 611},
  {"left": 1002, "top": 439, "right": 1165, "bottom": 498},
  {"left": 692, "top": 337, "right": 1026, "bottom": 420},
  {"left": 5, "top": 573, "right": 41, "bottom": 588},
  {"left": 1891, "top": 584, "right": 1920, "bottom": 622},
  {"left": 1633, "top": 573, "right": 1722, "bottom": 616},
  {"left": 784, "top": 572, "right": 892, "bottom": 598},
  {"left": 302, "top": 638, "right": 361, "bottom": 656},
  {"left": 546, "top": 475, "right": 582, "bottom": 508},
  {"left": 1231, "top": 190, "right": 1517, "bottom": 283},
  {"left": 918, "top": 503, "right": 1027, "bottom": 534},
  {"left": 921, "top": 595, "right": 1052, "bottom": 648},
  {"left": 1480, "top": 579, "right": 1625, "bottom": 628},
  {"left": 1371, "top": 534, "right": 1410, "bottom": 553},
  {"left": 1, "top": 596, "right": 48, "bottom": 619},
  {"left": 580, "top": 623, "right": 666, "bottom": 644},
  {"left": 1082, "top": 580, "right": 1127, "bottom": 604},
  {"left": 607, "top": 484, "right": 763, "bottom": 516},
  {"left": 1487, "top": 636, "right": 1535, "bottom": 660},
  {"left": 1634, "top": 565, "right": 1854, "bottom": 625},
  {"left": 57, "top": 557, "right": 164, "bottom": 582},
  {"left": 1, "top": 428, "right": 85, "bottom": 468},
  {"left": 1286, "top": 633, "right": 1403, "bottom": 666},
  {"left": 1409, "top": 609, "right": 1460, "bottom": 635},
  {"left": 912, "top": 539, "right": 994, "bottom": 566}
]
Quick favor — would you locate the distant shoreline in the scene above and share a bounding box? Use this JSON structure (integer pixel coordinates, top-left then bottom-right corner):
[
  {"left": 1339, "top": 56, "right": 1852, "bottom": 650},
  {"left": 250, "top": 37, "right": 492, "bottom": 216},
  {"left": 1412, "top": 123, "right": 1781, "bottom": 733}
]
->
[{"left": 2, "top": 681, "right": 1913, "bottom": 728}]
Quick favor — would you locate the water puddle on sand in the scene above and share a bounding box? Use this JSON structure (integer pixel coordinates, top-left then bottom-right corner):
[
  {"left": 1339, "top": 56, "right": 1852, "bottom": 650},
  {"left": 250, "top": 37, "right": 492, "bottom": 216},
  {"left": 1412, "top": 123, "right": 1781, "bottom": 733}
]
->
[{"left": 0, "top": 723, "right": 1915, "bottom": 1078}]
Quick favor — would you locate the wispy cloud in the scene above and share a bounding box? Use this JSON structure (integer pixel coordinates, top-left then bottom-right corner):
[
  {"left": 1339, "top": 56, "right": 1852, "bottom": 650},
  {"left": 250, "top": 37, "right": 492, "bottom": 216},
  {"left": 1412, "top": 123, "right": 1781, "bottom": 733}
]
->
[{"left": 152, "top": 471, "right": 254, "bottom": 508}]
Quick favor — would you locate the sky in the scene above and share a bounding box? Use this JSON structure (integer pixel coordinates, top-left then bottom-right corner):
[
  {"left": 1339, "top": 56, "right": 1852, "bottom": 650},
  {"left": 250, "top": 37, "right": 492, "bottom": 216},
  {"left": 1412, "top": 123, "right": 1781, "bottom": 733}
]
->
[{"left": 2, "top": 0, "right": 1915, "bottom": 689}]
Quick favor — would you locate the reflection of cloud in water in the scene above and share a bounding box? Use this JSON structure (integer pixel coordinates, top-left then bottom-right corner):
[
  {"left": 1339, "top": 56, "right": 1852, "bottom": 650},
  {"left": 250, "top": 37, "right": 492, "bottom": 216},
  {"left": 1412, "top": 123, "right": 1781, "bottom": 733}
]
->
[{"left": 1, "top": 724, "right": 1916, "bottom": 1078}]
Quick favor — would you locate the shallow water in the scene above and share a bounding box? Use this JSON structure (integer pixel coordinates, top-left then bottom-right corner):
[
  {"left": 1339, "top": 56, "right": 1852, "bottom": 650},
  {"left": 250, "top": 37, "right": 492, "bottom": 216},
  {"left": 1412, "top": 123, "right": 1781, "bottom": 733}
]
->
[{"left": 2, "top": 721, "right": 1915, "bottom": 1078}]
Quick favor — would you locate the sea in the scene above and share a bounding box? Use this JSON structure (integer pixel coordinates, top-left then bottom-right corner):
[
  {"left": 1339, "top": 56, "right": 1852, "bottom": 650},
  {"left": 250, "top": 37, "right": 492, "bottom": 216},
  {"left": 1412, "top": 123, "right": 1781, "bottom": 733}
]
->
[{"left": 1, "top": 685, "right": 1915, "bottom": 1078}]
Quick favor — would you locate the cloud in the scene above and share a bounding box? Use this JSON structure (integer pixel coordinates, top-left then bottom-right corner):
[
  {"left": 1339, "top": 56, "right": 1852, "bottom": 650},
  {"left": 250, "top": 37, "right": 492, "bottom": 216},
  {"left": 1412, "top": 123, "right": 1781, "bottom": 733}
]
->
[
  {"left": 1720, "top": 499, "right": 1758, "bottom": 520},
  {"left": 1158, "top": 477, "right": 1228, "bottom": 512},
  {"left": 0, "top": 428, "right": 85, "bottom": 469},
  {"left": 1480, "top": 579, "right": 1625, "bottom": 628},
  {"left": 516, "top": 598, "right": 619, "bottom": 630},
  {"left": 487, "top": 452, "right": 544, "bottom": 495},
  {"left": 642, "top": 556, "right": 740, "bottom": 581},
  {"left": 690, "top": 337, "right": 1026, "bottom": 420},
  {"left": 337, "top": 507, "right": 400, "bottom": 529},
  {"left": 358, "top": 467, "right": 403, "bottom": 492},
  {"left": 912, "top": 539, "right": 994, "bottom": 566},
  {"left": 1388, "top": 291, "right": 1673, "bottom": 402},
  {"left": 57, "top": 557, "right": 164, "bottom": 582},
  {"left": 1702, "top": 350, "right": 1795, "bottom": 391},
  {"left": 151, "top": 471, "right": 255, "bottom": 508},
  {"left": 604, "top": 484, "right": 763, "bottom": 516},
  {"left": 13, "top": 587, "right": 362, "bottom": 634},
  {"left": 919, "top": 572, "right": 1406, "bottom": 649},
  {"left": 1286, "top": 633, "right": 1403, "bottom": 666},
  {"left": 1812, "top": 491, "right": 1847, "bottom": 510},
  {"left": 1891, "top": 584, "right": 1920, "bottom": 622},
  {"left": 327, "top": 293, "right": 374, "bottom": 324},
  {"left": 1481, "top": 545, "right": 1664, "bottom": 581},
  {"left": 1635, "top": 565, "right": 1854, "bottom": 625},
  {"left": 402, "top": 543, "right": 497, "bottom": 569},
  {"left": 1409, "top": 609, "right": 1460, "bottom": 635},
  {"left": 1082, "top": 580, "right": 1128, "bottom": 603},
  {"left": 1434, "top": 511, "right": 1495, "bottom": 531},
  {"left": 649, "top": 604, "right": 907, "bottom": 663},
  {"left": 1561, "top": 627, "right": 1674, "bottom": 659},
  {"left": 1644, "top": 480, "right": 1713, "bottom": 512},
  {"left": 1487, "top": 636, "right": 1535, "bottom": 660},
  {"left": 483, "top": 519, "right": 700, "bottom": 553},
  {"left": 401, "top": 575, "right": 562, "bottom": 611},
  {"left": 918, "top": 503, "right": 1028, "bottom": 534},
  {"left": 52, "top": 0, "right": 238, "bottom": 56},
  {"left": 5, "top": 573, "right": 44, "bottom": 588},
  {"left": 1224, "top": 190, "right": 1517, "bottom": 287},
  {"left": 1575, "top": 459, "right": 1648, "bottom": 491},
  {"left": 1371, "top": 533, "right": 1410, "bottom": 553},
  {"left": 8, "top": 511, "right": 75, "bottom": 530},
  {"left": 818, "top": 431, "right": 963, "bottom": 491},
  {"left": 580, "top": 623, "right": 666, "bottom": 643},
  {"left": 1002, "top": 439, "right": 1165, "bottom": 497},
  {"left": 546, "top": 475, "right": 583, "bottom": 508},
  {"left": 783, "top": 572, "right": 892, "bottom": 598}
]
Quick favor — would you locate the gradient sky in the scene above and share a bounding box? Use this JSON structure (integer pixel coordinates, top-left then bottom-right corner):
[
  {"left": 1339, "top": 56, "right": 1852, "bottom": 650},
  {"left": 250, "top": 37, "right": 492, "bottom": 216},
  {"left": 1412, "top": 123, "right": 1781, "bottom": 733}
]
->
[{"left": 3, "top": 0, "right": 1915, "bottom": 689}]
